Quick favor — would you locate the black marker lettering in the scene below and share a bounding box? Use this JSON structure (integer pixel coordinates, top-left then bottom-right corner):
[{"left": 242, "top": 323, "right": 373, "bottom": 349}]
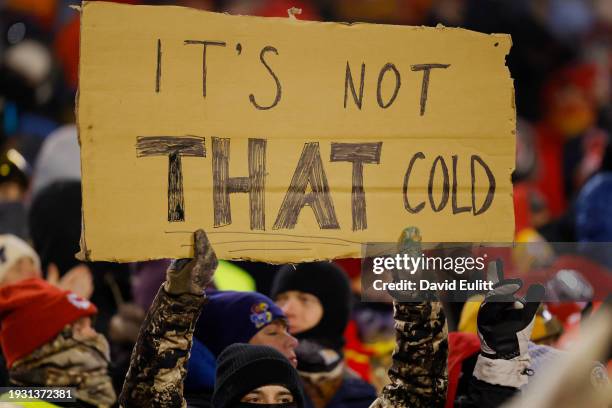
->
[
  {"left": 136, "top": 136, "right": 206, "bottom": 222},
  {"left": 344, "top": 62, "right": 365, "bottom": 109},
  {"left": 249, "top": 46, "right": 282, "bottom": 110},
  {"left": 403, "top": 152, "right": 425, "bottom": 213},
  {"left": 428, "top": 155, "right": 449, "bottom": 212},
  {"left": 411, "top": 63, "right": 450, "bottom": 115},
  {"left": 212, "top": 137, "right": 267, "bottom": 229},
  {"left": 376, "top": 63, "right": 401, "bottom": 108},
  {"left": 167, "top": 152, "right": 183, "bottom": 221},
  {"left": 471, "top": 155, "right": 496, "bottom": 215},
  {"left": 273, "top": 142, "right": 339, "bottom": 230},
  {"left": 330, "top": 142, "right": 382, "bottom": 230},
  {"left": 155, "top": 39, "right": 162, "bottom": 93},
  {"left": 184, "top": 40, "right": 227, "bottom": 98},
  {"left": 452, "top": 155, "right": 471, "bottom": 214}
]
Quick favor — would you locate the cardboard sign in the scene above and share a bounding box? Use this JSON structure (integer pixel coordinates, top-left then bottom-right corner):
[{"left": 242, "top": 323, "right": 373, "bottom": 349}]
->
[{"left": 77, "top": 1, "right": 515, "bottom": 263}]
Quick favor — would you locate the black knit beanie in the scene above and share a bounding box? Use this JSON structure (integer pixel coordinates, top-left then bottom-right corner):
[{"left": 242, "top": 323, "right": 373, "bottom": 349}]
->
[
  {"left": 270, "top": 262, "right": 352, "bottom": 352},
  {"left": 213, "top": 344, "right": 304, "bottom": 408},
  {"left": 28, "top": 180, "right": 82, "bottom": 274}
]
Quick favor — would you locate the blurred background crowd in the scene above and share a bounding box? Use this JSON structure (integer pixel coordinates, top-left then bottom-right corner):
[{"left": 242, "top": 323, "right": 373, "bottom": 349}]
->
[{"left": 0, "top": 0, "right": 610, "bottom": 406}]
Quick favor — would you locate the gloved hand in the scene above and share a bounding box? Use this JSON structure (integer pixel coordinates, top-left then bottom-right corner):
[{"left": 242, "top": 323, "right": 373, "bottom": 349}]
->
[
  {"left": 295, "top": 339, "right": 342, "bottom": 374},
  {"left": 474, "top": 259, "right": 545, "bottom": 388},
  {"left": 387, "top": 226, "right": 441, "bottom": 302},
  {"left": 164, "top": 229, "right": 218, "bottom": 296},
  {"left": 387, "top": 226, "right": 427, "bottom": 302}
]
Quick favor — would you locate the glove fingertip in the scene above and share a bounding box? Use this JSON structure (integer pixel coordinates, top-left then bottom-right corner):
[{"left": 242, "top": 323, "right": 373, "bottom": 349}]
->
[
  {"left": 193, "top": 229, "right": 208, "bottom": 256},
  {"left": 486, "top": 260, "right": 500, "bottom": 284},
  {"left": 519, "top": 285, "right": 545, "bottom": 324},
  {"left": 495, "top": 259, "right": 504, "bottom": 281},
  {"left": 492, "top": 278, "right": 523, "bottom": 294},
  {"left": 525, "top": 283, "right": 546, "bottom": 303}
]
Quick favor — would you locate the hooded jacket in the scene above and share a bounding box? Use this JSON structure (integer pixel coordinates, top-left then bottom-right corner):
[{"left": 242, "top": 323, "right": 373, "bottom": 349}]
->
[{"left": 271, "top": 263, "right": 376, "bottom": 408}]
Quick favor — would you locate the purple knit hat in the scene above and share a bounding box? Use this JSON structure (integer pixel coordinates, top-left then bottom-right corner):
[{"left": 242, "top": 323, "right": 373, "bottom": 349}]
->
[{"left": 195, "top": 290, "right": 286, "bottom": 357}]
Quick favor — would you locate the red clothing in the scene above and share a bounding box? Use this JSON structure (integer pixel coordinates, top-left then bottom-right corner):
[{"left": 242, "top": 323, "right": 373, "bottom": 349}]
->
[
  {"left": 344, "top": 319, "right": 373, "bottom": 382},
  {"left": 533, "top": 123, "right": 567, "bottom": 217},
  {"left": 0, "top": 278, "right": 96, "bottom": 367},
  {"left": 513, "top": 182, "right": 532, "bottom": 233},
  {"left": 446, "top": 332, "right": 481, "bottom": 408}
]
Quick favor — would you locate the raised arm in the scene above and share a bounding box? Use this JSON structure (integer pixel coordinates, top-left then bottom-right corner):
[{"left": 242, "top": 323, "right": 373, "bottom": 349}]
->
[
  {"left": 119, "top": 230, "right": 218, "bottom": 408},
  {"left": 370, "top": 227, "right": 448, "bottom": 408},
  {"left": 370, "top": 301, "right": 448, "bottom": 408}
]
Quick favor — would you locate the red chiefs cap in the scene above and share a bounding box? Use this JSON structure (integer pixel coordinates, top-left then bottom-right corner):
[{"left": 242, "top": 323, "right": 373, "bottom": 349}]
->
[{"left": 0, "top": 278, "right": 97, "bottom": 367}]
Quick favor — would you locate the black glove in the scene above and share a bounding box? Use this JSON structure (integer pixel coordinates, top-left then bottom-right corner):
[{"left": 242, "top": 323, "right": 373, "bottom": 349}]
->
[
  {"left": 477, "top": 259, "right": 545, "bottom": 359},
  {"left": 294, "top": 339, "right": 342, "bottom": 374},
  {"left": 473, "top": 259, "right": 545, "bottom": 388}
]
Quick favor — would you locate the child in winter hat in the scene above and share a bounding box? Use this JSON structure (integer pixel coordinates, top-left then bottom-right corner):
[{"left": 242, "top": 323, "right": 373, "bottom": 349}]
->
[{"left": 0, "top": 234, "right": 41, "bottom": 286}]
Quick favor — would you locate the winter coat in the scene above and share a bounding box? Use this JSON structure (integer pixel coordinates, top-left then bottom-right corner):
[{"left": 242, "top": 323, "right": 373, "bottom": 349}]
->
[{"left": 119, "top": 288, "right": 449, "bottom": 408}]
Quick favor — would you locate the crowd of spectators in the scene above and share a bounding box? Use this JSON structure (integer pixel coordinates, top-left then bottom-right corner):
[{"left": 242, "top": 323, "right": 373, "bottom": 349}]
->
[{"left": 0, "top": 0, "right": 610, "bottom": 407}]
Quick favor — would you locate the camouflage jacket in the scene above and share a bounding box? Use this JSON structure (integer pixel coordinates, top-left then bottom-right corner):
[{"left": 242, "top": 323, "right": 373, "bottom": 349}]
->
[
  {"left": 119, "top": 287, "right": 206, "bottom": 408},
  {"left": 9, "top": 326, "right": 116, "bottom": 407},
  {"left": 369, "top": 301, "right": 448, "bottom": 408},
  {"left": 119, "top": 288, "right": 446, "bottom": 408}
]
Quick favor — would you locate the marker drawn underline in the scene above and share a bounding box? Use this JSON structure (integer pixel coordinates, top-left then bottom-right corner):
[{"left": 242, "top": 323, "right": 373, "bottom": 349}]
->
[
  {"left": 228, "top": 248, "right": 312, "bottom": 253},
  {"left": 180, "top": 239, "right": 349, "bottom": 247},
  {"left": 165, "top": 230, "right": 362, "bottom": 245}
]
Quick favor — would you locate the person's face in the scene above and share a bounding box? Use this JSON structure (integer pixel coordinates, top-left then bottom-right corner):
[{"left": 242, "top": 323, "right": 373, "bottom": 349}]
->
[
  {"left": 275, "top": 291, "right": 323, "bottom": 336},
  {"left": 0, "top": 257, "right": 41, "bottom": 286},
  {"left": 240, "top": 385, "right": 294, "bottom": 404},
  {"left": 249, "top": 320, "right": 298, "bottom": 367}
]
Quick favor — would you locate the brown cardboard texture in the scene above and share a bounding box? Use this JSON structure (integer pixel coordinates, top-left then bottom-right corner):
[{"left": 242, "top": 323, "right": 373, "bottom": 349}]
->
[{"left": 77, "top": 1, "right": 515, "bottom": 262}]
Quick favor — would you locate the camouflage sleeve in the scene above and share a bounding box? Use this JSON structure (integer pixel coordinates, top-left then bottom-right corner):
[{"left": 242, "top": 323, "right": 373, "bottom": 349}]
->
[
  {"left": 119, "top": 287, "right": 206, "bottom": 408},
  {"left": 370, "top": 301, "right": 448, "bottom": 408}
]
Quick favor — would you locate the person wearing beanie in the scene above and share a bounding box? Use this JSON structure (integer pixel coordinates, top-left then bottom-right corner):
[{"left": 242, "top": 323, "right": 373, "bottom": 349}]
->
[
  {"left": 28, "top": 181, "right": 83, "bottom": 276},
  {"left": 212, "top": 344, "right": 305, "bottom": 408},
  {"left": 121, "top": 229, "right": 451, "bottom": 408},
  {"left": 272, "top": 262, "right": 351, "bottom": 352},
  {"left": 121, "top": 230, "right": 302, "bottom": 408},
  {"left": 271, "top": 262, "right": 377, "bottom": 408},
  {"left": 29, "top": 180, "right": 131, "bottom": 334},
  {"left": 0, "top": 278, "right": 116, "bottom": 407},
  {"left": 0, "top": 233, "right": 93, "bottom": 299},
  {"left": 0, "top": 234, "right": 41, "bottom": 286},
  {"left": 195, "top": 291, "right": 297, "bottom": 363},
  {"left": 185, "top": 290, "right": 298, "bottom": 407}
]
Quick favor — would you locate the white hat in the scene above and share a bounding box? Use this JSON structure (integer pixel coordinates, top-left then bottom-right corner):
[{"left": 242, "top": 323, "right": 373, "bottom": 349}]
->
[{"left": 0, "top": 235, "right": 41, "bottom": 283}]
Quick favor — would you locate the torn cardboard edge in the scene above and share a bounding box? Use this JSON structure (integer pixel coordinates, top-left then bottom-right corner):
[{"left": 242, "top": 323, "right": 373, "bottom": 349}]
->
[{"left": 76, "top": 2, "right": 515, "bottom": 263}]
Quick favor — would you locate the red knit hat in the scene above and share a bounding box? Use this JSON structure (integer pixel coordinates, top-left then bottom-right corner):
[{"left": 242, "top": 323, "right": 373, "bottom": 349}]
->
[{"left": 0, "top": 278, "right": 97, "bottom": 367}]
